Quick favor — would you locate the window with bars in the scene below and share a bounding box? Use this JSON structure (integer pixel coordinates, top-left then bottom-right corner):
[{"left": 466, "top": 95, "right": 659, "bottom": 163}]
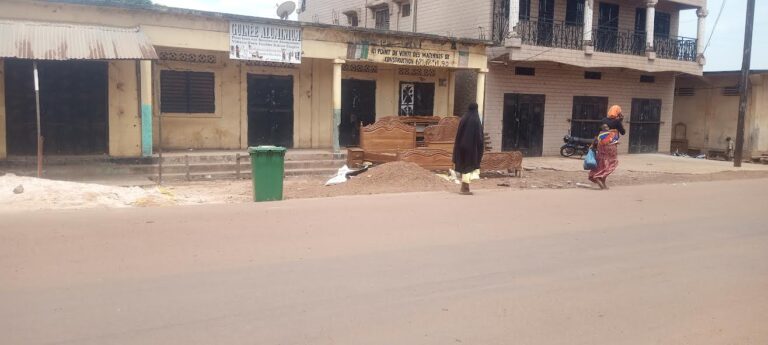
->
[
  {"left": 160, "top": 70, "right": 216, "bottom": 114},
  {"left": 374, "top": 7, "right": 390, "bottom": 30},
  {"left": 401, "top": 3, "right": 411, "bottom": 17}
]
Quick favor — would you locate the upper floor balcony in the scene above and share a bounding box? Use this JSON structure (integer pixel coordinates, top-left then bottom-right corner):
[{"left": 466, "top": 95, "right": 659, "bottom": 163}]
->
[
  {"left": 489, "top": 0, "right": 707, "bottom": 75},
  {"left": 513, "top": 19, "right": 697, "bottom": 62}
]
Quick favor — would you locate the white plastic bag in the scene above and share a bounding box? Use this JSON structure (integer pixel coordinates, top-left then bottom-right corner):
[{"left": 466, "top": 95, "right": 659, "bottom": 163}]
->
[{"left": 325, "top": 165, "right": 352, "bottom": 186}]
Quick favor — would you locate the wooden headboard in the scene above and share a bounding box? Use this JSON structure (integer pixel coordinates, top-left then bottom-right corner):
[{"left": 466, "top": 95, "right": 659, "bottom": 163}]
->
[
  {"left": 424, "top": 116, "right": 460, "bottom": 142},
  {"left": 359, "top": 117, "right": 417, "bottom": 153}
]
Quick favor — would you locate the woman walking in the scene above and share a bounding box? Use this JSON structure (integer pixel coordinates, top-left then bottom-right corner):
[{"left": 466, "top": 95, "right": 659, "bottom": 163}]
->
[
  {"left": 453, "top": 103, "right": 485, "bottom": 195},
  {"left": 589, "top": 105, "right": 625, "bottom": 190}
]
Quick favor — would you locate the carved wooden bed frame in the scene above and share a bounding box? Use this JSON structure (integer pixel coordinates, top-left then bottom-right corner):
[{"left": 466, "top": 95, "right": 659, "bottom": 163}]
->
[
  {"left": 348, "top": 116, "right": 523, "bottom": 177},
  {"left": 348, "top": 116, "right": 416, "bottom": 165}
]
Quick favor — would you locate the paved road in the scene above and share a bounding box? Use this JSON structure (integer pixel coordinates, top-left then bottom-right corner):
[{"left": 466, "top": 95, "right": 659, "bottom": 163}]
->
[{"left": 2, "top": 179, "right": 767, "bottom": 345}]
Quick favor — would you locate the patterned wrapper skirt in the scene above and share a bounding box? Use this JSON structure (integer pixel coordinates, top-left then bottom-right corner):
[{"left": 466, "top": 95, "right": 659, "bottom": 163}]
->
[{"left": 589, "top": 144, "right": 619, "bottom": 181}]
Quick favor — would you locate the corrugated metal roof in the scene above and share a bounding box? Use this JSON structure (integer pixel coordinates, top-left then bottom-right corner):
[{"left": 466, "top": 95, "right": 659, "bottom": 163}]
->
[{"left": 0, "top": 20, "right": 158, "bottom": 60}]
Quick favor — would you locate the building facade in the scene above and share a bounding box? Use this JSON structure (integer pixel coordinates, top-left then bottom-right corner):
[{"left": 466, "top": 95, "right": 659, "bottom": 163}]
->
[
  {"left": 0, "top": 0, "right": 488, "bottom": 160},
  {"left": 673, "top": 71, "right": 768, "bottom": 158},
  {"left": 301, "top": 0, "right": 707, "bottom": 156}
]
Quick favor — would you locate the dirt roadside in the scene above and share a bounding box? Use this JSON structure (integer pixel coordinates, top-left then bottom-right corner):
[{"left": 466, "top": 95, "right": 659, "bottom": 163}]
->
[{"left": 164, "top": 161, "right": 768, "bottom": 204}]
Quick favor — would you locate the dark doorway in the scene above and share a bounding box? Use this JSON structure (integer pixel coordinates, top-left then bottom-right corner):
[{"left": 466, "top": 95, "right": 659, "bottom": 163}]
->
[
  {"left": 596, "top": 2, "right": 620, "bottom": 53},
  {"left": 5, "top": 60, "right": 108, "bottom": 155},
  {"left": 629, "top": 98, "right": 662, "bottom": 153},
  {"left": 635, "top": 9, "right": 671, "bottom": 38},
  {"left": 340, "top": 79, "right": 376, "bottom": 147},
  {"left": 247, "top": 74, "right": 294, "bottom": 148},
  {"left": 571, "top": 96, "right": 608, "bottom": 139},
  {"left": 537, "top": 0, "right": 555, "bottom": 46},
  {"left": 502, "top": 93, "right": 545, "bottom": 157},
  {"left": 565, "top": 0, "right": 585, "bottom": 26},
  {"left": 399, "top": 82, "right": 435, "bottom": 116}
]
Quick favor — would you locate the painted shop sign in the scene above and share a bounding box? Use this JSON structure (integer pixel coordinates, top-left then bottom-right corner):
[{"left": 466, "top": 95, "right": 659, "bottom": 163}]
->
[
  {"left": 230, "top": 22, "right": 302, "bottom": 64},
  {"left": 347, "top": 43, "right": 457, "bottom": 68}
]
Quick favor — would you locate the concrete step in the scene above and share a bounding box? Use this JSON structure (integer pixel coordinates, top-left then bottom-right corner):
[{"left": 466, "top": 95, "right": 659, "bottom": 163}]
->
[
  {"left": 127, "top": 160, "right": 346, "bottom": 175},
  {"left": 157, "top": 151, "right": 346, "bottom": 165},
  {"left": 152, "top": 168, "right": 337, "bottom": 182}
]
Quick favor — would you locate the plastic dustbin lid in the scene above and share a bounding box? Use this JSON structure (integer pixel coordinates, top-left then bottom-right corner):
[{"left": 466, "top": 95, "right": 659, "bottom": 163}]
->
[{"left": 247, "top": 146, "right": 287, "bottom": 153}]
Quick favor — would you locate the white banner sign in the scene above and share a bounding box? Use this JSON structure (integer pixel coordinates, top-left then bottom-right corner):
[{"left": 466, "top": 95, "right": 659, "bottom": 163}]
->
[{"left": 230, "top": 22, "right": 302, "bottom": 64}]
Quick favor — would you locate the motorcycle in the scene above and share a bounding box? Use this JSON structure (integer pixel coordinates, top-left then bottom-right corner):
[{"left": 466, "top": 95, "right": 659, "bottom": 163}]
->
[{"left": 560, "top": 135, "right": 594, "bottom": 157}]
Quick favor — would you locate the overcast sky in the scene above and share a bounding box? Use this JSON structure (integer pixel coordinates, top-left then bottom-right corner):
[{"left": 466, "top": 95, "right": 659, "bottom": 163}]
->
[{"left": 154, "top": 0, "right": 765, "bottom": 72}]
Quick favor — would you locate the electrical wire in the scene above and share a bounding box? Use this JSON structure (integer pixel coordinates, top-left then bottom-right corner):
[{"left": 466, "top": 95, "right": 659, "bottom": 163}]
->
[{"left": 703, "top": 0, "right": 728, "bottom": 55}]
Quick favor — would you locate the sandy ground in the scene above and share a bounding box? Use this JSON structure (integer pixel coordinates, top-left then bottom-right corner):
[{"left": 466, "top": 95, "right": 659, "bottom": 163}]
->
[
  {"left": 1, "top": 179, "right": 767, "bottom": 344},
  {"left": 0, "top": 174, "right": 183, "bottom": 211},
  {"left": 524, "top": 153, "right": 768, "bottom": 174},
  {"left": 3, "top": 155, "right": 768, "bottom": 211},
  {"left": 164, "top": 164, "right": 768, "bottom": 204}
]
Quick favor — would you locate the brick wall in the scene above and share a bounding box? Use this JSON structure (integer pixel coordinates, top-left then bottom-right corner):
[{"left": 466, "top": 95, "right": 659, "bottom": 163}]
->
[{"left": 484, "top": 62, "right": 676, "bottom": 156}]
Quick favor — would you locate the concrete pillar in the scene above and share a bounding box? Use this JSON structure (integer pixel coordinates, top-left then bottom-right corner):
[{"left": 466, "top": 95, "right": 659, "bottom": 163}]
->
[
  {"left": 448, "top": 70, "right": 456, "bottom": 116},
  {"left": 583, "top": 0, "right": 594, "bottom": 44},
  {"left": 332, "top": 59, "right": 344, "bottom": 153},
  {"left": 508, "top": 0, "right": 520, "bottom": 37},
  {"left": 645, "top": 0, "right": 657, "bottom": 52},
  {"left": 0, "top": 60, "right": 6, "bottom": 159},
  {"left": 476, "top": 69, "right": 487, "bottom": 123},
  {"left": 139, "top": 60, "right": 153, "bottom": 157},
  {"left": 696, "top": 8, "right": 708, "bottom": 60}
]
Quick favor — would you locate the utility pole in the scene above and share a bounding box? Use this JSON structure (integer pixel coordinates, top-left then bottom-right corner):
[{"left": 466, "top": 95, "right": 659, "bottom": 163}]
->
[{"left": 734, "top": 0, "right": 755, "bottom": 167}]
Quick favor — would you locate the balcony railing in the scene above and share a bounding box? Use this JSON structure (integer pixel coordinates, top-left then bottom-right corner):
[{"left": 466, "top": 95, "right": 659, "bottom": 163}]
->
[
  {"left": 593, "top": 27, "right": 646, "bottom": 56},
  {"left": 654, "top": 35, "right": 698, "bottom": 62},
  {"left": 494, "top": 17, "right": 699, "bottom": 62},
  {"left": 518, "top": 19, "right": 584, "bottom": 50}
]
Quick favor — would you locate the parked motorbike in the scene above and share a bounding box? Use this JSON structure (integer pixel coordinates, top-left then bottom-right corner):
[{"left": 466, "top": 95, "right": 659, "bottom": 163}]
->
[{"left": 560, "top": 135, "right": 594, "bottom": 157}]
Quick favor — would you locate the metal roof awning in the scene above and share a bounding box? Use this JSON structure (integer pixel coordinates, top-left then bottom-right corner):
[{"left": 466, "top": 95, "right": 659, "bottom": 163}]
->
[{"left": 0, "top": 20, "right": 158, "bottom": 60}]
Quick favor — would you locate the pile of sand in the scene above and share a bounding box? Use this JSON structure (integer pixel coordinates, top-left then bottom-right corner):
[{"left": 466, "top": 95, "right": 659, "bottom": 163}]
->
[
  {"left": 0, "top": 174, "right": 176, "bottom": 212},
  {"left": 334, "top": 162, "right": 451, "bottom": 194}
]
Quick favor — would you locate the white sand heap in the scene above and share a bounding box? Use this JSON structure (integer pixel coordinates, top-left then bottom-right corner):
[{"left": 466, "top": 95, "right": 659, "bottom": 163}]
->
[{"left": 0, "top": 174, "right": 176, "bottom": 212}]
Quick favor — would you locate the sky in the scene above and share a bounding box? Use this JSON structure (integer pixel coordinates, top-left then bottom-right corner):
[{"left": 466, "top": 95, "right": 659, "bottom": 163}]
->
[{"left": 154, "top": 0, "right": 766, "bottom": 72}]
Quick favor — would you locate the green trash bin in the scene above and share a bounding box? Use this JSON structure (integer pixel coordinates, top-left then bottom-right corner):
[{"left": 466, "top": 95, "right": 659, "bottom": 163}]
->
[{"left": 248, "top": 146, "right": 287, "bottom": 202}]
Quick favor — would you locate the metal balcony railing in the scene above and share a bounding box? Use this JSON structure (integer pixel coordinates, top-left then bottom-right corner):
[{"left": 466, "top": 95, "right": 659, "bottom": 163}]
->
[
  {"left": 593, "top": 27, "right": 646, "bottom": 56},
  {"left": 654, "top": 35, "right": 698, "bottom": 62},
  {"left": 491, "top": 16, "right": 699, "bottom": 62},
  {"left": 518, "top": 19, "right": 584, "bottom": 50}
]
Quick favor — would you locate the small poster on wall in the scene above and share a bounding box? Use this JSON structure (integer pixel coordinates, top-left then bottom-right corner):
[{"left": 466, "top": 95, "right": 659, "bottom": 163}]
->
[{"left": 230, "top": 22, "right": 302, "bottom": 64}]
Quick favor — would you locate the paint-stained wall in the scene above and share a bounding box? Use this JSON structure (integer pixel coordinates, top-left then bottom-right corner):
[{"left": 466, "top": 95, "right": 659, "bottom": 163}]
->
[
  {"left": 108, "top": 61, "right": 142, "bottom": 157},
  {"left": 152, "top": 52, "right": 242, "bottom": 150},
  {"left": 674, "top": 73, "right": 768, "bottom": 156}
]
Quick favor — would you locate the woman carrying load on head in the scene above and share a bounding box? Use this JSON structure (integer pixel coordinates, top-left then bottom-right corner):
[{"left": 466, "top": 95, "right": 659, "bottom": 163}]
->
[{"left": 589, "top": 105, "right": 625, "bottom": 190}]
